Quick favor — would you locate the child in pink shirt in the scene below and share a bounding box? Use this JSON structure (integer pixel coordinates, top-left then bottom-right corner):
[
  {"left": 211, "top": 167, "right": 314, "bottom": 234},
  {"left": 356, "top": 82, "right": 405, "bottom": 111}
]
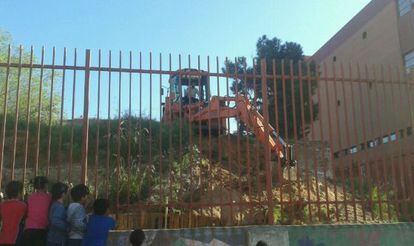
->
[{"left": 22, "top": 176, "right": 52, "bottom": 246}]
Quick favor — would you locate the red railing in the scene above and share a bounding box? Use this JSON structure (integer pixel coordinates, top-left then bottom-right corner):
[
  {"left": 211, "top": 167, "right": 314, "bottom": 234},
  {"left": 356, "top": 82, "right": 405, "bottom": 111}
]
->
[{"left": 0, "top": 46, "right": 413, "bottom": 229}]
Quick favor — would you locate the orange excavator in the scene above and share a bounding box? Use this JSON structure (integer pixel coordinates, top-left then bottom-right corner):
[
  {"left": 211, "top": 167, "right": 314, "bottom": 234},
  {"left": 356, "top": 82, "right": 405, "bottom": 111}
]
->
[{"left": 162, "top": 69, "right": 296, "bottom": 167}]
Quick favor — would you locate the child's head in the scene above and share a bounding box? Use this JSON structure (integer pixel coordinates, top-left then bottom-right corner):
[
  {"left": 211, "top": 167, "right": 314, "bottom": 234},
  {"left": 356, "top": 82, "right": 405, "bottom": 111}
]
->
[
  {"left": 51, "top": 182, "right": 69, "bottom": 201},
  {"left": 70, "top": 184, "right": 90, "bottom": 203},
  {"left": 93, "top": 198, "right": 110, "bottom": 215},
  {"left": 256, "top": 241, "right": 268, "bottom": 246},
  {"left": 129, "top": 229, "right": 145, "bottom": 246},
  {"left": 33, "top": 176, "right": 48, "bottom": 191},
  {"left": 6, "top": 180, "right": 23, "bottom": 199}
]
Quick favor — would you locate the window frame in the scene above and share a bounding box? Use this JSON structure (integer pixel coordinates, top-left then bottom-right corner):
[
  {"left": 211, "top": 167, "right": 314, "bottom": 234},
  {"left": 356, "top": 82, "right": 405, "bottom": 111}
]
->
[{"left": 399, "top": 0, "right": 413, "bottom": 17}]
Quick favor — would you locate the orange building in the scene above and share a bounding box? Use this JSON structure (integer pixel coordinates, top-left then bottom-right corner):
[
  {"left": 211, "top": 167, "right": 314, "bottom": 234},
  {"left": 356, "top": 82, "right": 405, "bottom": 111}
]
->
[{"left": 311, "top": 0, "right": 414, "bottom": 163}]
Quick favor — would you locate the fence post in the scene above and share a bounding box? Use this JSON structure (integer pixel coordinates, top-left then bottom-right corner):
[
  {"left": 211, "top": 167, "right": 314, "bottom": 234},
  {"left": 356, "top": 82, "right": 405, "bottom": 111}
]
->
[
  {"left": 81, "top": 49, "right": 91, "bottom": 184},
  {"left": 261, "top": 59, "right": 274, "bottom": 224}
]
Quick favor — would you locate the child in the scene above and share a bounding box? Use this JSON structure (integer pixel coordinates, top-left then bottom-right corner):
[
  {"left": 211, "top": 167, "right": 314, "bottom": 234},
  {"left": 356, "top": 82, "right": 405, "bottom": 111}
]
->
[
  {"left": 67, "top": 184, "right": 90, "bottom": 246},
  {"left": 129, "top": 229, "right": 145, "bottom": 246},
  {"left": 23, "top": 176, "right": 52, "bottom": 246},
  {"left": 83, "top": 199, "right": 115, "bottom": 246},
  {"left": 0, "top": 181, "right": 27, "bottom": 245},
  {"left": 47, "top": 182, "right": 69, "bottom": 246}
]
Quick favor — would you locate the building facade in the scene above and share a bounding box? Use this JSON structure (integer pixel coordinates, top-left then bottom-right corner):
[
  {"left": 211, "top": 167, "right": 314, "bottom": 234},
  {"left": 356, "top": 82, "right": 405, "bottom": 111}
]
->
[{"left": 311, "top": 0, "right": 414, "bottom": 161}]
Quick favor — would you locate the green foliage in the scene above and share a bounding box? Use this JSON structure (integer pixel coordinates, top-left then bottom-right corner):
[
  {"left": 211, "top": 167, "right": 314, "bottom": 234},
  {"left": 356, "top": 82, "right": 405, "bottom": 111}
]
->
[
  {"left": 222, "top": 35, "right": 318, "bottom": 139},
  {"left": 0, "top": 29, "right": 61, "bottom": 124},
  {"left": 371, "top": 186, "right": 398, "bottom": 221}
]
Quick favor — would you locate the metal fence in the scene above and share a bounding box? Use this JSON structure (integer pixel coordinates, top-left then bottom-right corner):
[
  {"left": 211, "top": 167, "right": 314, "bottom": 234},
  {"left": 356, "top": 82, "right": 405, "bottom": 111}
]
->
[{"left": 0, "top": 45, "right": 414, "bottom": 229}]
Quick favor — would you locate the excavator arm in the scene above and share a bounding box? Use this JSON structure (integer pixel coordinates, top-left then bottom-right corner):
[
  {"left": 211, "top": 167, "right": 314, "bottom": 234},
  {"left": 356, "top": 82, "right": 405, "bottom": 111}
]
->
[{"left": 191, "top": 95, "right": 296, "bottom": 167}]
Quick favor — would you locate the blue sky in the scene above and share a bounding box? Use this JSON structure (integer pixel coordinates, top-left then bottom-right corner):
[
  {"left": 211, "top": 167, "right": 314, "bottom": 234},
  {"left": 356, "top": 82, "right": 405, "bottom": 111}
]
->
[
  {"left": 0, "top": 0, "right": 371, "bottom": 120},
  {"left": 1, "top": 0, "right": 371, "bottom": 57}
]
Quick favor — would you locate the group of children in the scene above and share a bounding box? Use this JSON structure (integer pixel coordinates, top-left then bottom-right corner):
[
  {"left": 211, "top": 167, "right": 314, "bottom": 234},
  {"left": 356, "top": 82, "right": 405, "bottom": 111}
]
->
[{"left": 0, "top": 176, "right": 146, "bottom": 246}]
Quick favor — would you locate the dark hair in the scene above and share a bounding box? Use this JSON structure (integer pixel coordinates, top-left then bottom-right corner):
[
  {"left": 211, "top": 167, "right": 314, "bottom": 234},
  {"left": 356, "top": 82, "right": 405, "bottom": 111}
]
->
[
  {"left": 33, "top": 176, "right": 48, "bottom": 190},
  {"left": 51, "top": 182, "right": 69, "bottom": 200},
  {"left": 256, "top": 241, "right": 268, "bottom": 246},
  {"left": 93, "top": 198, "right": 109, "bottom": 215},
  {"left": 70, "top": 184, "right": 90, "bottom": 202},
  {"left": 129, "top": 229, "right": 145, "bottom": 246},
  {"left": 6, "top": 181, "right": 23, "bottom": 199}
]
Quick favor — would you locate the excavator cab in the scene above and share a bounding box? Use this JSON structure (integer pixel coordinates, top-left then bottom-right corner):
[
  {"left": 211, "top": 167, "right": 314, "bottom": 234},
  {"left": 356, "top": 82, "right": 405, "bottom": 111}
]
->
[{"left": 168, "top": 69, "right": 210, "bottom": 105}]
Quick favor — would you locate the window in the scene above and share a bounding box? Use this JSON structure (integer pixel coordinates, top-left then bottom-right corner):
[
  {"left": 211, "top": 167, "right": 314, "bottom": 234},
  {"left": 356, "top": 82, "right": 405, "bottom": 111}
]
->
[
  {"left": 349, "top": 146, "right": 358, "bottom": 154},
  {"left": 399, "top": 0, "right": 413, "bottom": 16},
  {"left": 405, "top": 51, "right": 414, "bottom": 73},
  {"left": 399, "top": 129, "right": 405, "bottom": 138},
  {"left": 390, "top": 133, "right": 397, "bottom": 142},
  {"left": 382, "top": 135, "right": 389, "bottom": 144},
  {"left": 333, "top": 56, "right": 337, "bottom": 62},
  {"left": 407, "top": 126, "right": 413, "bottom": 136},
  {"left": 362, "top": 31, "right": 367, "bottom": 40}
]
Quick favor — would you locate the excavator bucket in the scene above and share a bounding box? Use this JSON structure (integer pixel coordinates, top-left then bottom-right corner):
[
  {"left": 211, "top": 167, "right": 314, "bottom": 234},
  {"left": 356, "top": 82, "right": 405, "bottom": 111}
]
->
[{"left": 285, "top": 144, "right": 297, "bottom": 167}]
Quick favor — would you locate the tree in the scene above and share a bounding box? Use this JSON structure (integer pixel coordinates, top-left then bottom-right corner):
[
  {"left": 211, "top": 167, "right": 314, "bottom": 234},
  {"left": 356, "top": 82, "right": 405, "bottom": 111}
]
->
[
  {"left": 222, "top": 35, "right": 318, "bottom": 140},
  {"left": 0, "top": 29, "right": 61, "bottom": 123}
]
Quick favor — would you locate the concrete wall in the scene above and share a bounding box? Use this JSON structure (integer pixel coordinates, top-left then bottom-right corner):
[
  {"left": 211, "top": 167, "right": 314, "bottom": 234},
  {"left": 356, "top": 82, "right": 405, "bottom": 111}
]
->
[{"left": 108, "top": 223, "right": 414, "bottom": 246}]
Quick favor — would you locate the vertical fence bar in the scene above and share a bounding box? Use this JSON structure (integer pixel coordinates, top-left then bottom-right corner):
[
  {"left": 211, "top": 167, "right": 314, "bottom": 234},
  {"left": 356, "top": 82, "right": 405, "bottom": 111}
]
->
[
  {"left": 289, "top": 60, "right": 302, "bottom": 218},
  {"left": 187, "top": 55, "right": 195, "bottom": 227},
  {"left": 115, "top": 51, "right": 122, "bottom": 216},
  {"left": 35, "top": 47, "right": 45, "bottom": 177},
  {"left": 224, "top": 58, "right": 234, "bottom": 224},
  {"left": 242, "top": 59, "right": 252, "bottom": 215},
  {"left": 0, "top": 45, "right": 11, "bottom": 189},
  {"left": 323, "top": 62, "right": 339, "bottom": 222},
  {"left": 261, "top": 59, "right": 274, "bottom": 224},
  {"left": 216, "top": 56, "right": 224, "bottom": 225},
  {"left": 46, "top": 47, "right": 56, "bottom": 177},
  {"left": 197, "top": 56, "right": 203, "bottom": 226},
  {"left": 11, "top": 46, "right": 23, "bottom": 180},
  {"left": 158, "top": 52, "right": 163, "bottom": 210},
  {"left": 178, "top": 55, "right": 183, "bottom": 220},
  {"left": 234, "top": 57, "right": 243, "bottom": 224},
  {"left": 148, "top": 52, "right": 153, "bottom": 211},
  {"left": 207, "top": 56, "right": 214, "bottom": 224},
  {"left": 57, "top": 48, "right": 67, "bottom": 181},
  {"left": 339, "top": 62, "right": 357, "bottom": 221},
  {"left": 371, "top": 64, "right": 384, "bottom": 220},
  {"left": 298, "top": 61, "right": 312, "bottom": 222},
  {"left": 253, "top": 58, "right": 263, "bottom": 218},
  {"left": 81, "top": 49, "right": 91, "bottom": 184},
  {"left": 23, "top": 47, "right": 34, "bottom": 186},
  {"left": 127, "top": 51, "right": 132, "bottom": 227},
  {"left": 68, "top": 48, "right": 77, "bottom": 184},
  {"left": 353, "top": 63, "right": 366, "bottom": 221},
  {"left": 331, "top": 62, "right": 347, "bottom": 221},
  {"left": 273, "top": 60, "right": 284, "bottom": 222},
  {"left": 93, "top": 49, "right": 102, "bottom": 198},
  {"left": 105, "top": 51, "right": 112, "bottom": 198},
  {"left": 137, "top": 52, "right": 142, "bottom": 204},
  {"left": 281, "top": 60, "right": 292, "bottom": 221},
  {"left": 381, "top": 65, "right": 394, "bottom": 220},
  {"left": 307, "top": 63, "right": 322, "bottom": 222},
  {"left": 361, "top": 64, "right": 375, "bottom": 220},
  {"left": 316, "top": 64, "right": 330, "bottom": 222},
  {"left": 398, "top": 65, "right": 414, "bottom": 219},
  {"left": 389, "top": 64, "right": 408, "bottom": 221},
  {"left": 168, "top": 53, "right": 173, "bottom": 224},
  {"left": 384, "top": 64, "right": 407, "bottom": 219}
]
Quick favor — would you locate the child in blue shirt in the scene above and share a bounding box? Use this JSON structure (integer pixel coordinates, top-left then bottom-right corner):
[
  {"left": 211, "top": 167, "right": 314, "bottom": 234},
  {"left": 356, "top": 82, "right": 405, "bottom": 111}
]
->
[
  {"left": 47, "top": 182, "right": 69, "bottom": 246},
  {"left": 83, "top": 199, "right": 115, "bottom": 246}
]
